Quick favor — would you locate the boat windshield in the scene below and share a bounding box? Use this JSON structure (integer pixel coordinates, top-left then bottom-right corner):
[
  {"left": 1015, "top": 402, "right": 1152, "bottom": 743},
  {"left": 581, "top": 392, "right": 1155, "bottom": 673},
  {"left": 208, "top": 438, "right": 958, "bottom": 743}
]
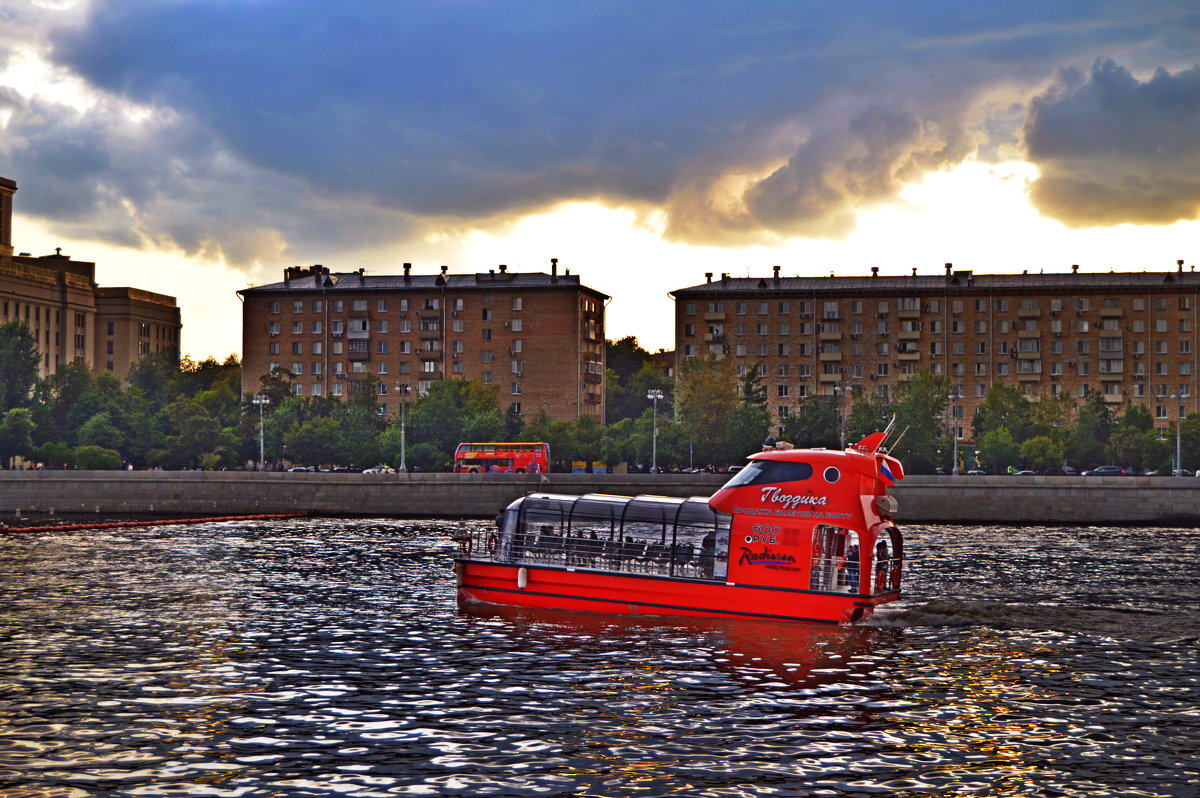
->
[{"left": 722, "top": 460, "right": 813, "bottom": 488}]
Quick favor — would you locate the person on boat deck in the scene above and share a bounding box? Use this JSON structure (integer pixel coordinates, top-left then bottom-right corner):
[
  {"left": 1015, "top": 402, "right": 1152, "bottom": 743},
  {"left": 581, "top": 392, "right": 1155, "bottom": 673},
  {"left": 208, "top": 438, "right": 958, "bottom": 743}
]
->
[
  {"left": 699, "top": 529, "right": 716, "bottom": 577},
  {"left": 874, "top": 541, "right": 888, "bottom": 589},
  {"left": 845, "top": 544, "right": 860, "bottom": 591}
]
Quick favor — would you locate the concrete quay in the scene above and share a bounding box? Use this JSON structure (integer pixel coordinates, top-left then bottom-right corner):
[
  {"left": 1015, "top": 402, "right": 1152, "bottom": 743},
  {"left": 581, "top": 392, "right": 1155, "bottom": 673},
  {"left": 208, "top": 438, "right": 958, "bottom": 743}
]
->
[{"left": 1, "top": 471, "right": 1198, "bottom": 526}]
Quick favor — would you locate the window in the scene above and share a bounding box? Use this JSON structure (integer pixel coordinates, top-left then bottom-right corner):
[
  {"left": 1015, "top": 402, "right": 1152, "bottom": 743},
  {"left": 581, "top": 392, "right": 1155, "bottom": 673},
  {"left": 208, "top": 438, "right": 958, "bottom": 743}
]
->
[
  {"left": 512, "top": 297, "right": 523, "bottom": 311},
  {"left": 511, "top": 382, "right": 523, "bottom": 395},
  {"left": 292, "top": 342, "right": 304, "bottom": 355},
  {"left": 377, "top": 320, "right": 388, "bottom": 333},
  {"left": 512, "top": 318, "right": 523, "bottom": 332},
  {"left": 353, "top": 300, "right": 367, "bottom": 311},
  {"left": 268, "top": 301, "right": 280, "bottom": 314},
  {"left": 422, "top": 360, "right": 438, "bottom": 373},
  {"left": 777, "top": 385, "right": 790, "bottom": 397},
  {"left": 292, "top": 362, "right": 303, "bottom": 375},
  {"left": 312, "top": 300, "right": 324, "bottom": 313},
  {"left": 512, "top": 340, "right": 523, "bottom": 353},
  {"left": 425, "top": 298, "right": 440, "bottom": 310},
  {"left": 377, "top": 341, "right": 389, "bottom": 354},
  {"left": 482, "top": 328, "right": 492, "bottom": 341},
  {"left": 269, "top": 342, "right": 280, "bottom": 355}
]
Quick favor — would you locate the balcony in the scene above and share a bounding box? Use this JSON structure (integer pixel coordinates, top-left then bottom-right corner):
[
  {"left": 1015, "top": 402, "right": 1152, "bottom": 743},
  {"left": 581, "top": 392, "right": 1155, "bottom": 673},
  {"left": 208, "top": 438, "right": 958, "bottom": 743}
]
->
[
  {"left": 819, "top": 352, "right": 842, "bottom": 362},
  {"left": 1098, "top": 329, "right": 1123, "bottom": 338},
  {"left": 898, "top": 308, "right": 920, "bottom": 319},
  {"left": 897, "top": 351, "right": 921, "bottom": 361},
  {"left": 704, "top": 312, "right": 726, "bottom": 322},
  {"left": 897, "top": 329, "right": 920, "bottom": 340},
  {"left": 1099, "top": 306, "right": 1123, "bottom": 317},
  {"left": 818, "top": 330, "right": 842, "bottom": 342},
  {"left": 1017, "top": 329, "right": 1041, "bottom": 338},
  {"left": 1017, "top": 307, "right": 1041, "bottom": 318}
]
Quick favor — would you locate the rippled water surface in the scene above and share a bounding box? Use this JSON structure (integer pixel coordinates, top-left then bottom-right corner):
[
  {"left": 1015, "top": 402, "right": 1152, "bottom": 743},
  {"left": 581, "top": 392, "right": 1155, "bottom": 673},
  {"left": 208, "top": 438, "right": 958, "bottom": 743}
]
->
[{"left": 1, "top": 519, "right": 1197, "bottom": 797}]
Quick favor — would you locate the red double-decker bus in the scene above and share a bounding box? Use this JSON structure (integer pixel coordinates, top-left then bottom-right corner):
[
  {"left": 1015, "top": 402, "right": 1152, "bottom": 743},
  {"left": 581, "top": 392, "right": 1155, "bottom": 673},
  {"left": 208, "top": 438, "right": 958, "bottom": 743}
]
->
[{"left": 454, "top": 442, "right": 550, "bottom": 473}]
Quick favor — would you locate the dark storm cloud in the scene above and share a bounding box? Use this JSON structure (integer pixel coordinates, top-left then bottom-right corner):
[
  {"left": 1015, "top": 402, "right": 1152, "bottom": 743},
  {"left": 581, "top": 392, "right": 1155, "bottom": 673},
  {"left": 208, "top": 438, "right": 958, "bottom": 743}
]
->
[
  {"left": 3, "top": 1, "right": 1196, "bottom": 263},
  {"left": 1024, "top": 59, "right": 1200, "bottom": 227}
]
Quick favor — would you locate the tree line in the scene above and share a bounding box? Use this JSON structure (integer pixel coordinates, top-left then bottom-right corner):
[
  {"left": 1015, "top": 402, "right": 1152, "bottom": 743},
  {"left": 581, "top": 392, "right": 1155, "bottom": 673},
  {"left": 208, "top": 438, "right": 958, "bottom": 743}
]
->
[{"left": 1, "top": 320, "right": 1193, "bottom": 473}]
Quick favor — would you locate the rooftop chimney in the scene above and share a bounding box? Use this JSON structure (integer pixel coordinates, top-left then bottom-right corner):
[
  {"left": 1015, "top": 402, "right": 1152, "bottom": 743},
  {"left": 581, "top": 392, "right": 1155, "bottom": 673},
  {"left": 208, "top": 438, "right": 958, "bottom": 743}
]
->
[
  {"left": 945, "top": 262, "right": 952, "bottom": 276},
  {"left": 871, "top": 266, "right": 879, "bottom": 278},
  {"left": 772, "top": 265, "right": 781, "bottom": 283},
  {"left": 499, "top": 264, "right": 507, "bottom": 273},
  {"left": 403, "top": 262, "right": 411, "bottom": 279},
  {"left": 912, "top": 267, "right": 917, "bottom": 276},
  {"left": 1072, "top": 264, "right": 1079, "bottom": 274},
  {"left": 551, "top": 257, "right": 558, "bottom": 281},
  {"left": 1179, "top": 259, "right": 1185, "bottom": 273},
  {"left": 440, "top": 264, "right": 448, "bottom": 275},
  {"left": 705, "top": 272, "right": 712, "bottom": 283}
]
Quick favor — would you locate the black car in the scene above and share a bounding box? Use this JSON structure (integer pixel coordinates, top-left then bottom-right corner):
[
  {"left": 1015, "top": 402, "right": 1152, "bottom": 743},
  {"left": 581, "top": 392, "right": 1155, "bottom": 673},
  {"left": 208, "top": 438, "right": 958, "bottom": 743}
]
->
[{"left": 1082, "top": 465, "right": 1127, "bottom": 476}]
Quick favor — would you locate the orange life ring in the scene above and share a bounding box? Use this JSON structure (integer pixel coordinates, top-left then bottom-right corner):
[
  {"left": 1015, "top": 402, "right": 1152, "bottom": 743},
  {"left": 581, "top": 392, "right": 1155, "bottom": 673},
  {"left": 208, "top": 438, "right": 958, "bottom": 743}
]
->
[
  {"left": 486, "top": 533, "right": 498, "bottom": 555},
  {"left": 875, "top": 567, "right": 886, "bottom": 591},
  {"left": 460, "top": 535, "right": 472, "bottom": 555}
]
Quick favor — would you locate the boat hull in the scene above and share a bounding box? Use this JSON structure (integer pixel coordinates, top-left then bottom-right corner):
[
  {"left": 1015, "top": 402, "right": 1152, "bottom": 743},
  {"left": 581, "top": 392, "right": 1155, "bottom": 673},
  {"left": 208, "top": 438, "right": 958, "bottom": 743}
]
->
[{"left": 455, "top": 559, "right": 898, "bottom": 625}]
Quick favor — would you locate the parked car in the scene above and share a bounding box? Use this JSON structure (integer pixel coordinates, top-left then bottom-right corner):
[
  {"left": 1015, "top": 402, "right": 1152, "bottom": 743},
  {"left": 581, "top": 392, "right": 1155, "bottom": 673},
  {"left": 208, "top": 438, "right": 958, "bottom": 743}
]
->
[
  {"left": 1082, "top": 465, "right": 1128, "bottom": 476},
  {"left": 1013, "top": 469, "right": 1036, "bottom": 476},
  {"left": 966, "top": 469, "right": 987, "bottom": 475}
]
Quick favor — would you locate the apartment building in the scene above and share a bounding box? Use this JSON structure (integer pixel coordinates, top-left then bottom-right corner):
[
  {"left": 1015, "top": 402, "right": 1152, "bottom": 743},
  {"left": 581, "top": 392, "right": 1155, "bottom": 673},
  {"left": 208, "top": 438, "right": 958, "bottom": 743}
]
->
[
  {"left": 238, "top": 261, "right": 607, "bottom": 423},
  {"left": 672, "top": 262, "right": 1200, "bottom": 439},
  {"left": 0, "top": 176, "right": 181, "bottom": 380}
]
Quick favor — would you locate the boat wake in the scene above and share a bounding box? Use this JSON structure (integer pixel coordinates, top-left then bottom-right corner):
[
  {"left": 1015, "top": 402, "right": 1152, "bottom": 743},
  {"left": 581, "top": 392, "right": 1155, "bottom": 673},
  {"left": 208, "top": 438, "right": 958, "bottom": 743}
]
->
[{"left": 868, "top": 599, "right": 1199, "bottom": 643}]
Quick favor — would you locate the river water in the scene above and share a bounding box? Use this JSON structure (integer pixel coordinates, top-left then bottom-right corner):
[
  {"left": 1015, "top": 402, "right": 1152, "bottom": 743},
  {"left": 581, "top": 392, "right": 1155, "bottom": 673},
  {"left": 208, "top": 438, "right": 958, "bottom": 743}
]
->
[{"left": 0, "top": 518, "right": 1197, "bottom": 797}]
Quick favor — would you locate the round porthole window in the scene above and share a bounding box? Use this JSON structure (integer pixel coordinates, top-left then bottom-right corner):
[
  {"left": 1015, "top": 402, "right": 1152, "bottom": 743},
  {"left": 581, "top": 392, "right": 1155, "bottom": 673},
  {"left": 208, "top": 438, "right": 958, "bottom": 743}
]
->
[{"left": 823, "top": 466, "right": 840, "bottom": 483}]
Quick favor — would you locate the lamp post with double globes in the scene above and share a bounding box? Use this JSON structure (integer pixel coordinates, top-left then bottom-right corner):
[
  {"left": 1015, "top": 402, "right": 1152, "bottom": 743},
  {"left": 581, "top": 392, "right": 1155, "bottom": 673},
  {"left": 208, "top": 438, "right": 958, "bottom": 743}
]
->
[
  {"left": 1171, "top": 390, "right": 1182, "bottom": 476},
  {"left": 949, "top": 388, "right": 962, "bottom": 475},
  {"left": 251, "top": 395, "right": 270, "bottom": 471},
  {"left": 395, "top": 381, "right": 411, "bottom": 473},
  {"left": 647, "top": 389, "right": 664, "bottom": 473}
]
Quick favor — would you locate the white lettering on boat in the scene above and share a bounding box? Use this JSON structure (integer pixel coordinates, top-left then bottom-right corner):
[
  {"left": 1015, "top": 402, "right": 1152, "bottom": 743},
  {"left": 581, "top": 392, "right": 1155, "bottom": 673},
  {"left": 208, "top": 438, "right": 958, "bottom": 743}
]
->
[{"left": 759, "top": 486, "right": 828, "bottom": 509}]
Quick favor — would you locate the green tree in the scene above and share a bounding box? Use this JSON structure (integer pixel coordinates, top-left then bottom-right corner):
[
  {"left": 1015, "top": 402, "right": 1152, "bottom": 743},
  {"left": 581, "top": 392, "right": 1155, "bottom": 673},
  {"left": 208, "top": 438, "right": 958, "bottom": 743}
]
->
[
  {"left": 35, "top": 440, "right": 72, "bottom": 469},
  {"left": 284, "top": 417, "right": 345, "bottom": 466},
  {"left": 0, "top": 321, "right": 39, "bottom": 410},
  {"left": 77, "top": 411, "right": 125, "bottom": 453},
  {"left": 782, "top": 397, "right": 838, "bottom": 449},
  {"left": 73, "top": 445, "right": 123, "bottom": 470},
  {"left": 1019, "top": 435, "right": 1064, "bottom": 472},
  {"left": 0, "top": 408, "right": 36, "bottom": 467},
  {"left": 161, "top": 398, "right": 221, "bottom": 468},
  {"left": 676, "top": 355, "right": 740, "bottom": 465},
  {"left": 972, "top": 383, "right": 1038, "bottom": 443},
  {"left": 892, "top": 370, "right": 950, "bottom": 474},
  {"left": 978, "top": 427, "right": 1020, "bottom": 474},
  {"left": 1108, "top": 426, "right": 1164, "bottom": 474},
  {"left": 1065, "top": 391, "right": 1113, "bottom": 470},
  {"left": 845, "top": 392, "right": 896, "bottom": 444}
]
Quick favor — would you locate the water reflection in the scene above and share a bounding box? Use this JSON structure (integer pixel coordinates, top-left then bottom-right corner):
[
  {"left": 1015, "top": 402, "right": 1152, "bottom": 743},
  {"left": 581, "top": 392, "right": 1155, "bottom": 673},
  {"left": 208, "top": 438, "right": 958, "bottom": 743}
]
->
[{"left": 0, "top": 519, "right": 1196, "bottom": 796}]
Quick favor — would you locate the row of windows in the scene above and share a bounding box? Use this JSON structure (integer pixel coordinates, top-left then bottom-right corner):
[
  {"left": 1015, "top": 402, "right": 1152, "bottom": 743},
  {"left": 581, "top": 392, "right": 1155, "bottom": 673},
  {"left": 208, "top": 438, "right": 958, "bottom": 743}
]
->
[
  {"left": 761, "top": 378, "right": 1193, "bottom": 405},
  {"left": 267, "top": 317, "right": 526, "bottom": 335},
  {"left": 689, "top": 335, "right": 1198, "bottom": 358},
  {"left": 282, "top": 378, "right": 527, "bottom": 398},
  {"left": 686, "top": 316, "right": 1195, "bottom": 337},
  {"left": 276, "top": 358, "right": 527, "bottom": 377},
  {"left": 683, "top": 295, "right": 1196, "bottom": 316},
  {"left": 267, "top": 296, "right": 526, "bottom": 314},
  {"left": 268, "top": 340, "right": 525, "bottom": 356}
]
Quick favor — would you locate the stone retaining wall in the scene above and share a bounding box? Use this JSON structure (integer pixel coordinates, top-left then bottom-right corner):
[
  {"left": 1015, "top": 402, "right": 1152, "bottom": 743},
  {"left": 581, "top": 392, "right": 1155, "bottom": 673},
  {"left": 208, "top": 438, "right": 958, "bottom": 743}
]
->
[{"left": 1, "top": 471, "right": 1197, "bottom": 525}]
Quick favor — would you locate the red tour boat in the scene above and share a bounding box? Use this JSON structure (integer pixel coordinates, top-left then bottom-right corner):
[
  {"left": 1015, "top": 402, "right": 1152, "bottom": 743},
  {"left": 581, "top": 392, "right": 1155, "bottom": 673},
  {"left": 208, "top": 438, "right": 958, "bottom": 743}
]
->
[{"left": 453, "top": 432, "right": 904, "bottom": 625}]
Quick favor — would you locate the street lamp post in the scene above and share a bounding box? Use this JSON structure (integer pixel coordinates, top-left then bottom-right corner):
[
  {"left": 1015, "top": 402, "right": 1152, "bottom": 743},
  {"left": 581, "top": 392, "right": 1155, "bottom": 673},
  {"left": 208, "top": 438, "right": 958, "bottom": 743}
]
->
[
  {"left": 833, "top": 382, "right": 849, "bottom": 449},
  {"left": 949, "top": 388, "right": 962, "bottom": 475},
  {"left": 396, "top": 382, "right": 411, "bottom": 473},
  {"left": 647, "top": 389, "right": 664, "bottom": 473},
  {"left": 252, "top": 395, "right": 270, "bottom": 471},
  {"left": 1171, "top": 391, "right": 1182, "bottom": 475}
]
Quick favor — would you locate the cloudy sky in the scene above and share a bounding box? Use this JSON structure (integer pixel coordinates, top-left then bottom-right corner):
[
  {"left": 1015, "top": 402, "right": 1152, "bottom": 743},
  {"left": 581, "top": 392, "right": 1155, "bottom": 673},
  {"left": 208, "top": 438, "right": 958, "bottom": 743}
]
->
[{"left": 2, "top": 1, "right": 1199, "bottom": 360}]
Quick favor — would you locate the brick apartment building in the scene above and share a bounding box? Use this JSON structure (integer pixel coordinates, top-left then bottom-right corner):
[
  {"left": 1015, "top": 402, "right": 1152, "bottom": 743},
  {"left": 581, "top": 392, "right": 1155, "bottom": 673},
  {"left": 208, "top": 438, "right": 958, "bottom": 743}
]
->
[
  {"left": 0, "top": 175, "right": 181, "bottom": 380},
  {"left": 672, "top": 262, "right": 1200, "bottom": 440},
  {"left": 238, "top": 261, "right": 607, "bottom": 423}
]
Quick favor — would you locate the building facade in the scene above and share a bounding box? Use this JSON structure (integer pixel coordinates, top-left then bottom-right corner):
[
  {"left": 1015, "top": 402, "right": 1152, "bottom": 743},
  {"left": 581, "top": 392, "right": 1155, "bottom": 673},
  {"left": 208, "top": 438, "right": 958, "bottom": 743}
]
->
[
  {"left": 0, "top": 176, "right": 181, "bottom": 380},
  {"left": 672, "top": 262, "right": 1200, "bottom": 440},
  {"left": 238, "top": 261, "right": 607, "bottom": 423}
]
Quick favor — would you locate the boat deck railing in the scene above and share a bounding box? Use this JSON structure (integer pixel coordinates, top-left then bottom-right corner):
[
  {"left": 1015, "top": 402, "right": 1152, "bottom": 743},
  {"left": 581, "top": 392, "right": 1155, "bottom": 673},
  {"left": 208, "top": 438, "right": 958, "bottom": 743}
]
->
[{"left": 458, "top": 528, "right": 726, "bottom": 580}]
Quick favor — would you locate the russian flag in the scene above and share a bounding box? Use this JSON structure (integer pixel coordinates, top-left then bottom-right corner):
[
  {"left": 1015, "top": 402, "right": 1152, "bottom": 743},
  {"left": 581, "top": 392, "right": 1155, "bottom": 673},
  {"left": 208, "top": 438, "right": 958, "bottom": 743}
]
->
[{"left": 879, "top": 462, "right": 896, "bottom": 486}]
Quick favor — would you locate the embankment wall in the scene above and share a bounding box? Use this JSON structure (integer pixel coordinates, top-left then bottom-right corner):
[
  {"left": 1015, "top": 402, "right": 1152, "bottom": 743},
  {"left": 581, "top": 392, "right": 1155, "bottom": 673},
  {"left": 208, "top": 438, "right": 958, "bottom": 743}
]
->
[{"left": 1, "top": 471, "right": 1198, "bottom": 526}]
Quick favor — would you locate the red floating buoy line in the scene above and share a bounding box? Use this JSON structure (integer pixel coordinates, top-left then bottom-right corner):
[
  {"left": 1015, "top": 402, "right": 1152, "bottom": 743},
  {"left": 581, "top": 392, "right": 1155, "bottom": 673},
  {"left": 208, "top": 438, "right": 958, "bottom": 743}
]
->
[{"left": 0, "top": 513, "right": 308, "bottom": 534}]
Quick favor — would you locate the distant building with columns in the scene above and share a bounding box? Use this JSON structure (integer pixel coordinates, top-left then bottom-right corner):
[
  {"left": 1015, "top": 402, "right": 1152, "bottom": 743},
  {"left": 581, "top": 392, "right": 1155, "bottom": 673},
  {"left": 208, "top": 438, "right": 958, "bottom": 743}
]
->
[{"left": 0, "top": 175, "right": 182, "bottom": 380}]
